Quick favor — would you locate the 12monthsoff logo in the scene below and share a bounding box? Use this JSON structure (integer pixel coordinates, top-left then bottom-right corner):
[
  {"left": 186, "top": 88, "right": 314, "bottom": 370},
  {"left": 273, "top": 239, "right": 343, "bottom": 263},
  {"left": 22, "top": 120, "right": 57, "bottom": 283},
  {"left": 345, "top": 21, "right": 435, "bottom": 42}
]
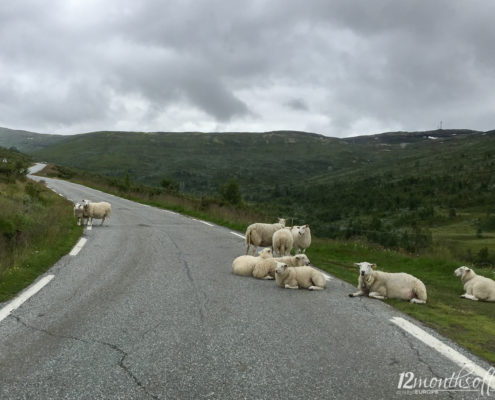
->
[{"left": 397, "top": 366, "right": 495, "bottom": 396}]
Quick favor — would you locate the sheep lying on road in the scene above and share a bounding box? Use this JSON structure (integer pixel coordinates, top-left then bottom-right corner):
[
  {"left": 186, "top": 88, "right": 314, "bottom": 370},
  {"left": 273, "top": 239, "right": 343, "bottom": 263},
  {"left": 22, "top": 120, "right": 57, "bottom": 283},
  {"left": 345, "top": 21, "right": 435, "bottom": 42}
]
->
[
  {"left": 349, "top": 262, "right": 427, "bottom": 304},
  {"left": 275, "top": 262, "right": 326, "bottom": 290},
  {"left": 251, "top": 253, "right": 310, "bottom": 280},
  {"left": 232, "top": 248, "right": 273, "bottom": 277},
  {"left": 291, "top": 224, "right": 311, "bottom": 253},
  {"left": 82, "top": 199, "right": 112, "bottom": 226},
  {"left": 245, "top": 218, "right": 286, "bottom": 255},
  {"left": 73, "top": 203, "right": 86, "bottom": 226},
  {"left": 455, "top": 266, "right": 495, "bottom": 302},
  {"left": 274, "top": 254, "right": 310, "bottom": 267},
  {"left": 272, "top": 227, "right": 293, "bottom": 257}
]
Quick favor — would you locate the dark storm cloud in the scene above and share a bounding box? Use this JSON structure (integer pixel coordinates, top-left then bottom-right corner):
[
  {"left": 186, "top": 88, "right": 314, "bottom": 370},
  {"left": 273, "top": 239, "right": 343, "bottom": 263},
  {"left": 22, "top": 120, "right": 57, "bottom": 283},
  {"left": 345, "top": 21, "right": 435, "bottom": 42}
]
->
[{"left": 0, "top": 0, "right": 494, "bottom": 135}]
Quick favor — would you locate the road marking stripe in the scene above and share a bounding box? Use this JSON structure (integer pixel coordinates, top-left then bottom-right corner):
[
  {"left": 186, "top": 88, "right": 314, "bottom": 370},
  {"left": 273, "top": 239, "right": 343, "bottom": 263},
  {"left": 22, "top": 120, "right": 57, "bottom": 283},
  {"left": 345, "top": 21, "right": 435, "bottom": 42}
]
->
[
  {"left": 198, "top": 220, "right": 213, "bottom": 226},
  {"left": 163, "top": 210, "right": 177, "bottom": 215},
  {"left": 390, "top": 317, "right": 495, "bottom": 390},
  {"left": 0, "top": 275, "right": 55, "bottom": 323},
  {"left": 230, "top": 232, "right": 245, "bottom": 239},
  {"left": 70, "top": 238, "right": 87, "bottom": 256}
]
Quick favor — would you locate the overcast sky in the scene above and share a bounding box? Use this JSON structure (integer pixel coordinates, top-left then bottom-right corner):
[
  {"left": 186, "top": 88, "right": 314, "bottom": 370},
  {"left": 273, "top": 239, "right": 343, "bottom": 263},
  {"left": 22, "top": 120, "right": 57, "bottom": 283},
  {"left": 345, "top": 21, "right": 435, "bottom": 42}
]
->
[{"left": 1, "top": 0, "right": 494, "bottom": 137}]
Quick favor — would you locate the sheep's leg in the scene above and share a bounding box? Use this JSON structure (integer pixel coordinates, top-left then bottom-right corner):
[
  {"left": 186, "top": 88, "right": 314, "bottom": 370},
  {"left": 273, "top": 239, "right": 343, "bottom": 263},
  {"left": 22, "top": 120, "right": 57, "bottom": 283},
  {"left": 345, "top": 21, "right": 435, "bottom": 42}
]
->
[
  {"left": 349, "top": 290, "right": 365, "bottom": 297},
  {"left": 101, "top": 217, "right": 105, "bottom": 225},
  {"left": 262, "top": 276, "right": 274, "bottom": 280},
  {"left": 309, "top": 286, "right": 324, "bottom": 291},
  {"left": 77, "top": 219, "right": 81, "bottom": 226},
  {"left": 369, "top": 292, "right": 386, "bottom": 300},
  {"left": 410, "top": 298, "right": 426, "bottom": 304},
  {"left": 284, "top": 284, "right": 299, "bottom": 289},
  {"left": 460, "top": 293, "right": 479, "bottom": 301}
]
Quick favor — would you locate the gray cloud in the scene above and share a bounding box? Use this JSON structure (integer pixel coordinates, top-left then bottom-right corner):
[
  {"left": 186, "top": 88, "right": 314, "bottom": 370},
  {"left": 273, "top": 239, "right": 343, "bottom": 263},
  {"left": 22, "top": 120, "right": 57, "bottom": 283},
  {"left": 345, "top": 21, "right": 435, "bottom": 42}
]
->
[{"left": 0, "top": 0, "right": 494, "bottom": 136}]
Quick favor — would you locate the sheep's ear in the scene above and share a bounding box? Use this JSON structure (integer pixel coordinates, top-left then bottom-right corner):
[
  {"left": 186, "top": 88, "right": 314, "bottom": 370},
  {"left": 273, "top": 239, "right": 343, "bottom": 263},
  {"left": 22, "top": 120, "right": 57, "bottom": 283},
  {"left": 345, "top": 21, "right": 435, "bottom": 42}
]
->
[
  {"left": 354, "top": 263, "right": 360, "bottom": 267},
  {"left": 371, "top": 263, "right": 377, "bottom": 269},
  {"left": 305, "top": 224, "right": 309, "bottom": 228}
]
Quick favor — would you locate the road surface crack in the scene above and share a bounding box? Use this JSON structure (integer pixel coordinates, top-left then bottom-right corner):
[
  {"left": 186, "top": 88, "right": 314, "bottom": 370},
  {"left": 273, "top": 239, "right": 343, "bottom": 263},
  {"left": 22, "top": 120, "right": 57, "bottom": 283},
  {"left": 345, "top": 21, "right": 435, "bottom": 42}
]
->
[{"left": 11, "top": 314, "right": 160, "bottom": 400}]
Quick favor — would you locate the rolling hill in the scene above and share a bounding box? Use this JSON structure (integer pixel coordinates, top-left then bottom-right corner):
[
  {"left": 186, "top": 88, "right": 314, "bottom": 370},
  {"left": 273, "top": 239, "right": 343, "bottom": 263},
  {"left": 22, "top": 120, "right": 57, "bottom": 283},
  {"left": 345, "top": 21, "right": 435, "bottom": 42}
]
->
[{"left": 2, "top": 126, "right": 495, "bottom": 258}]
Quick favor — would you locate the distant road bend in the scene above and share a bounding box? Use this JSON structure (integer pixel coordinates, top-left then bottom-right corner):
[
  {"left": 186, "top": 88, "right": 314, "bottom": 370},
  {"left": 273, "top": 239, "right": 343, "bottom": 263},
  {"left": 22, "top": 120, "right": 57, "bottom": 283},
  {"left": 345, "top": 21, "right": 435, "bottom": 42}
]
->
[{"left": 0, "top": 164, "right": 493, "bottom": 399}]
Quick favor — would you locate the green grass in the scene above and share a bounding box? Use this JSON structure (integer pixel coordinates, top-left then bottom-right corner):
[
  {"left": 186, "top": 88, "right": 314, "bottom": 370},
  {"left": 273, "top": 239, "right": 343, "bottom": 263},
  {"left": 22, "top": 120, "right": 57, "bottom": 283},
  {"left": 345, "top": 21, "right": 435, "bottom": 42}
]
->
[
  {"left": 306, "top": 238, "right": 495, "bottom": 364},
  {"left": 0, "top": 179, "right": 83, "bottom": 303}
]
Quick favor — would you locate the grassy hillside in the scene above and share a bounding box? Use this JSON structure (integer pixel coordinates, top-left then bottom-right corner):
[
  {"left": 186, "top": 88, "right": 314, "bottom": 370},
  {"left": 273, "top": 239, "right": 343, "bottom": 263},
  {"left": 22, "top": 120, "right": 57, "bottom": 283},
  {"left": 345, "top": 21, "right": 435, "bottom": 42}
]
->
[
  {"left": 3, "top": 127, "right": 495, "bottom": 263},
  {"left": 0, "top": 147, "right": 82, "bottom": 302},
  {"left": 0, "top": 127, "right": 66, "bottom": 153}
]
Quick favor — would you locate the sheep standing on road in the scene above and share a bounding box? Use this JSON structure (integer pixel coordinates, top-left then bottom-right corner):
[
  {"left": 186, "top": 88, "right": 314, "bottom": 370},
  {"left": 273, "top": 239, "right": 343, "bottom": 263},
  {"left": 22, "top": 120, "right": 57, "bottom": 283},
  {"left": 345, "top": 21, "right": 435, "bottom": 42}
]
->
[
  {"left": 272, "top": 227, "right": 293, "bottom": 257},
  {"left": 232, "top": 248, "right": 273, "bottom": 277},
  {"left": 73, "top": 203, "right": 86, "bottom": 226},
  {"left": 349, "top": 262, "right": 427, "bottom": 304},
  {"left": 275, "top": 262, "right": 326, "bottom": 290},
  {"left": 291, "top": 224, "right": 311, "bottom": 253},
  {"left": 245, "top": 218, "right": 286, "bottom": 255},
  {"left": 455, "top": 266, "right": 495, "bottom": 302},
  {"left": 82, "top": 200, "right": 112, "bottom": 226}
]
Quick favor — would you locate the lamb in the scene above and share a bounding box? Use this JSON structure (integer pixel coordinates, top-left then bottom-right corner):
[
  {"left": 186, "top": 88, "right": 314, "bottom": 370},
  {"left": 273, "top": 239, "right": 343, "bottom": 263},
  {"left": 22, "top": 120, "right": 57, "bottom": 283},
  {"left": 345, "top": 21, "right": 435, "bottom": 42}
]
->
[
  {"left": 272, "top": 227, "right": 293, "bottom": 257},
  {"left": 232, "top": 248, "right": 273, "bottom": 277},
  {"left": 275, "top": 262, "right": 326, "bottom": 290},
  {"left": 349, "top": 262, "right": 427, "bottom": 304},
  {"left": 82, "top": 200, "right": 112, "bottom": 226},
  {"left": 291, "top": 225, "right": 311, "bottom": 253},
  {"left": 73, "top": 202, "right": 86, "bottom": 226},
  {"left": 245, "top": 218, "right": 286, "bottom": 255},
  {"left": 274, "top": 254, "right": 311, "bottom": 267},
  {"left": 454, "top": 266, "right": 495, "bottom": 302}
]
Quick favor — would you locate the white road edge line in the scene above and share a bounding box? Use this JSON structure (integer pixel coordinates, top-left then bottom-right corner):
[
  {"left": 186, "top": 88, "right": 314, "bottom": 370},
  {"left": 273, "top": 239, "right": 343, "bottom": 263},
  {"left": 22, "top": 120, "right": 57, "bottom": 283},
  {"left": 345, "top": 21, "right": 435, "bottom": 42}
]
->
[
  {"left": 230, "top": 232, "right": 245, "bottom": 239},
  {"left": 69, "top": 238, "right": 87, "bottom": 256},
  {"left": 390, "top": 316, "right": 495, "bottom": 390},
  {"left": 199, "top": 220, "right": 214, "bottom": 227},
  {"left": 0, "top": 275, "right": 55, "bottom": 323}
]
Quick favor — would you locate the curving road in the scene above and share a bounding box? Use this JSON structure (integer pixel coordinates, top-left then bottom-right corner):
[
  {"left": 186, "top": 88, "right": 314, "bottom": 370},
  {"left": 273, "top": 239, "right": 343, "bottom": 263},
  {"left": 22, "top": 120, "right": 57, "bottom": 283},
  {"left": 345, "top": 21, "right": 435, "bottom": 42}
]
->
[{"left": 0, "top": 167, "right": 493, "bottom": 399}]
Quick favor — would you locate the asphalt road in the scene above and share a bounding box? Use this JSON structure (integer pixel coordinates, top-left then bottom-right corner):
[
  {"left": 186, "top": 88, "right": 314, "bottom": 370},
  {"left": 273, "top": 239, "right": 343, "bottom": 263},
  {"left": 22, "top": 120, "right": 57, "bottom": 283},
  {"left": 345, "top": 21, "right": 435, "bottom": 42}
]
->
[{"left": 0, "top": 168, "right": 493, "bottom": 399}]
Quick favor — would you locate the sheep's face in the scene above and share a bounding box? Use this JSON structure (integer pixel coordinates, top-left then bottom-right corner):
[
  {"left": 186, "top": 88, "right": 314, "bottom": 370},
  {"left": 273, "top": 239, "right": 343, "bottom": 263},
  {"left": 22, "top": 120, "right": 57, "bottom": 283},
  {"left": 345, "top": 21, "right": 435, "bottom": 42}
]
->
[
  {"left": 295, "top": 254, "right": 310, "bottom": 266},
  {"left": 278, "top": 218, "right": 286, "bottom": 227},
  {"left": 455, "top": 266, "right": 471, "bottom": 278},
  {"left": 74, "top": 203, "right": 83, "bottom": 211},
  {"left": 355, "top": 262, "right": 377, "bottom": 276},
  {"left": 275, "top": 262, "right": 288, "bottom": 275},
  {"left": 259, "top": 248, "right": 273, "bottom": 258},
  {"left": 298, "top": 225, "right": 309, "bottom": 236}
]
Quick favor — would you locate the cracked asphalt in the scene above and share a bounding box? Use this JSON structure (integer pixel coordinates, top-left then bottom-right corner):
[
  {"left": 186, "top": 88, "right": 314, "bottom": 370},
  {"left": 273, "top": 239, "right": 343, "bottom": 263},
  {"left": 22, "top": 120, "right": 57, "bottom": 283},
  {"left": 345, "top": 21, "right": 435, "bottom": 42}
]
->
[{"left": 0, "top": 174, "right": 492, "bottom": 399}]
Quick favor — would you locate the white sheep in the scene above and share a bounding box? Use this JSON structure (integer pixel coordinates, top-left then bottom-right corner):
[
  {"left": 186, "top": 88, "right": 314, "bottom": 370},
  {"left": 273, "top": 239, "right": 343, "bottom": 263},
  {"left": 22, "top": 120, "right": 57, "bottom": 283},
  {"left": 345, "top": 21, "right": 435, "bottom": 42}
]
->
[
  {"left": 272, "top": 227, "right": 293, "bottom": 257},
  {"left": 245, "top": 218, "right": 286, "bottom": 255},
  {"left": 252, "top": 253, "right": 310, "bottom": 280},
  {"left": 232, "top": 248, "right": 273, "bottom": 277},
  {"left": 82, "top": 200, "right": 112, "bottom": 226},
  {"left": 454, "top": 266, "right": 495, "bottom": 302},
  {"left": 274, "top": 254, "right": 311, "bottom": 267},
  {"left": 275, "top": 262, "right": 326, "bottom": 290},
  {"left": 291, "top": 224, "right": 311, "bottom": 253},
  {"left": 73, "top": 203, "right": 86, "bottom": 226},
  {"left": 349, "top": 262, "right": 427, "bottom": 304}
]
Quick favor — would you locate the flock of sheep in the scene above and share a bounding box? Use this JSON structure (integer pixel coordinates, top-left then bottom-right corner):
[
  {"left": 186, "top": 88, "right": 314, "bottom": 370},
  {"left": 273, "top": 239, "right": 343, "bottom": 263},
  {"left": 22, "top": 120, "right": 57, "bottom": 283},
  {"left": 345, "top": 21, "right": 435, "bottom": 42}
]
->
[
  {"left": 71, "top": 202, "right": 495, "bottom": 303},
  {"left": 235, "top": 218, "right": 495, "bottom": 303}
]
